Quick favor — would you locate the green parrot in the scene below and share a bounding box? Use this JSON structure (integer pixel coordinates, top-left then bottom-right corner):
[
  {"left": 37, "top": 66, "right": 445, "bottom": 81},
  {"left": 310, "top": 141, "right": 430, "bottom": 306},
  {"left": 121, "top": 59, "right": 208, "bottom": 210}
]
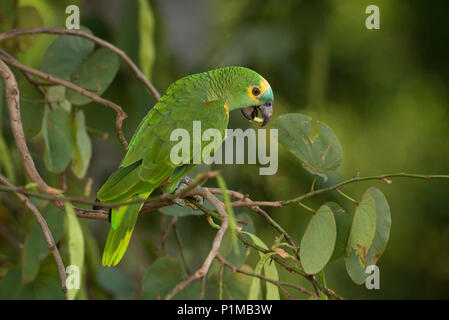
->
[{"left": 96, "top": 66, "right": 274, "bottom": 267}]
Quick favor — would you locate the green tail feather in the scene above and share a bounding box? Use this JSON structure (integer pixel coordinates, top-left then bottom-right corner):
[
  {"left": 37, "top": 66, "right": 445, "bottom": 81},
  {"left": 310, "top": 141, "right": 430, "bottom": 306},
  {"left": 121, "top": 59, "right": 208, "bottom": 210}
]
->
[
  {"left": 97, "top": 161, "right": 142, "bottom": 202},
  {"left": 102, "top": 192, "right": 151, "bottom": 267}
]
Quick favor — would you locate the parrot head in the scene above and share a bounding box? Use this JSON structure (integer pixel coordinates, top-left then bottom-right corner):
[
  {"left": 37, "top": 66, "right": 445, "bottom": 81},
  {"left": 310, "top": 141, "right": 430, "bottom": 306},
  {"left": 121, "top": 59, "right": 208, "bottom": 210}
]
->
[{"left": 227, "top": 67, "right": 274, "bottom": 126}]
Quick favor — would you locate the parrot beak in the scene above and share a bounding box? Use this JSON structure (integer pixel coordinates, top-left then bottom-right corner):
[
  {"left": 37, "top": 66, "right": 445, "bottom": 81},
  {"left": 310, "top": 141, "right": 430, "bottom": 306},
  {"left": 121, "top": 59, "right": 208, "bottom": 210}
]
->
[
  {"left": 258, "top": 100, "right": 273, "bottom": 126},
  {"left": 240, "top": 100, "right": 273, "bottom": 127}
]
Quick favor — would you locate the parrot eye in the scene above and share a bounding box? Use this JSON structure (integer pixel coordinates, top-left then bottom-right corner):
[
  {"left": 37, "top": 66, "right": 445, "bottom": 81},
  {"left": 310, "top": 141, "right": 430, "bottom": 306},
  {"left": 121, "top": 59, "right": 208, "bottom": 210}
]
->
[{"left": 252, "top": 87, "right": 261, "bottom": 97}]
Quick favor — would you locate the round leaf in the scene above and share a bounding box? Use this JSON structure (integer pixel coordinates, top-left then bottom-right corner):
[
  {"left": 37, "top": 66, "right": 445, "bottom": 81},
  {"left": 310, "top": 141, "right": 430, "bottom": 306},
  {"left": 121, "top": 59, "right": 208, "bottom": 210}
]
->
[
  {"left": 345, "top": 187, "right": 391, "bottom": 284},
  {"left": 141, "top": 257, "right": 200, "bottom": 300},
  {"left": 300, "top": 204, "right": 337, "bottom": 274},
  {"left": 273, "top": 113, "right": 342, "bottom": 181},
  {"left": 16, "top": 72, "right": 45, "bottom": 137},
  {"left": 67, "top": 48, "right": 119, "bottom": 105},
  {"left": 223, "top": 264, "right": 254, "bottom": 299},
  {"left": 347, "top": 191, "right": 377, "bottom": 268},
  {"left": 96, "top": 267, "right": 135, "bottom": 300},
  {"left": 41, "top": 33, "right": 94, "bottom": 79},
  {"left": 22, "top": 205, "right": 65, "bottom": 284},
  {"left": 365, "top": 187, "right": 391, "bottom": 266},
  {"left": 345, "top": 249, "right": 367, "bottom": 285}
]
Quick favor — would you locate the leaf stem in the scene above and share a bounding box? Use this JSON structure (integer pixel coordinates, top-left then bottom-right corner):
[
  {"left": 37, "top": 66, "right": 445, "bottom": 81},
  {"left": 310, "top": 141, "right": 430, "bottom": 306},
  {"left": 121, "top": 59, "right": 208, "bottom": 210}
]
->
[
  {"left": 335, "top": 188, "right": 358, "bottom": 204},
  {"left": 298, "top": 202, "right": 315, "bottom": 213},
  {"left": 311, "top": 176, "right": 318, "bottom": 191},
  {"left": 282, "top": 173, "right": 449, "bottom": 206}
]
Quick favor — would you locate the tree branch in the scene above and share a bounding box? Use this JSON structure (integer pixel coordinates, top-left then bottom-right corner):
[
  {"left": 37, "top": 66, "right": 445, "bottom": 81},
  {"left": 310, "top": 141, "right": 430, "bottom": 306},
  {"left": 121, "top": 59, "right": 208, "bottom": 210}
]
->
[
  {"left": 216, "top": 253, "right": 316, "bottom": 299},
  {"left": 0, "top": 58, "right": 62, "bottom": 194},
  {"left": 0, "top": 28, "right": 161, "bottom": 101},
  {"left": 0, "top": 174, "right": 67, "bottom": 299},
  {"left": 164, "top": 189, "right": 229, "bottom": 300},
  {"left": 0, "top": 50, "right": 129, "bottom": 149}
]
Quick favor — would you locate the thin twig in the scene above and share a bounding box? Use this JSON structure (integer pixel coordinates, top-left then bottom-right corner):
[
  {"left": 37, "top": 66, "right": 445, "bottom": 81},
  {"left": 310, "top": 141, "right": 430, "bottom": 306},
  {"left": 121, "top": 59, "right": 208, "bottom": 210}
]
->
[
  {"left": 192, "top": 201, "right": 343, "bottom": 299},
  {"left": 0, "top": 28, "right": 161, "bottom": 101},
  {"left": 216, "top": 253, "right": 316, "bottom": 299},
  {"left": 0, "top": 171, "right": 218, "bottom": 212},
  {"left": 173, "top": 222, "right": 191, "bottom": 275},
  {"left": 159, "top": 216, "right": 177, "bottom": 255},
  {"left": 0, "top": 174, "right": 67, "bottom": 299},
  {"left": 164, "top": 189, "right": 229, "bottom": 300},
  {"left": 17, "top": 67, "right": 55, "bottom": 110},
  {"left": 0, "top": 50, "right": 129, "bottom": 149},
  {"left": 0, "top": 58, "right": 62, "bottom": 195},
  {"left": 205, "top": 187, "right": 302, "bottom": 262},
  {"left": 281, "top": 173, "right": 448, "bottom": 206}
]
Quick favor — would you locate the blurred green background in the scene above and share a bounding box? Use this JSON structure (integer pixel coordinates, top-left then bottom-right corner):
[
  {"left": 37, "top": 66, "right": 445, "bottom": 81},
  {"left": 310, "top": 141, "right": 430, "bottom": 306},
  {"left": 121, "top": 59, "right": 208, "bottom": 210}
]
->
[{"left": 1, "top": 0, "right": 449, "bottom": 299}]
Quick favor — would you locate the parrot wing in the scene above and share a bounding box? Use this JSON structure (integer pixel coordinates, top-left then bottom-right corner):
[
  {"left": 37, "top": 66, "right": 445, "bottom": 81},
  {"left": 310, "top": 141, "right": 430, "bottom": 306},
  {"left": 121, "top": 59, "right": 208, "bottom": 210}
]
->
[{"left": 99, "top": 99, "right": 229, "bottom": 266}]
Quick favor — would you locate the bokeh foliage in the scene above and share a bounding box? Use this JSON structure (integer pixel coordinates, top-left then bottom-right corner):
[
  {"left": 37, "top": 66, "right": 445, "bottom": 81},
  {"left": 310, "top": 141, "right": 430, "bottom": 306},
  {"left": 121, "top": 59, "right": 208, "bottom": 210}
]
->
[{"left": 0, "top": 0, "right": 449, "bottom": 300}]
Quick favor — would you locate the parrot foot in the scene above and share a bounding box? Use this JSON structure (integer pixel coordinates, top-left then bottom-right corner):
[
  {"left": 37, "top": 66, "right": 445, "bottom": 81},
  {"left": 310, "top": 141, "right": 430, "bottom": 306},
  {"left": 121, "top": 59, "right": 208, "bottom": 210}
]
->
[
  {"left": 172, "top": 175, "right": 204, "bottom": 209},
  {"left": 93, "top": 198, "right": 112, "bottom": 223}
]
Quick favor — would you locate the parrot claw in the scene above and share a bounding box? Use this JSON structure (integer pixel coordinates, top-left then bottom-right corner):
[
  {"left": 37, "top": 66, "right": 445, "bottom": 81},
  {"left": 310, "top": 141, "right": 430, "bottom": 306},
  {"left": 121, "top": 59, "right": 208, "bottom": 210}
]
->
[
  {"left": 172, "top": 175, "right": 204, "bottom": 209},
  {"left": 172, "top": 198, "right": 186, "bottom": 207}
]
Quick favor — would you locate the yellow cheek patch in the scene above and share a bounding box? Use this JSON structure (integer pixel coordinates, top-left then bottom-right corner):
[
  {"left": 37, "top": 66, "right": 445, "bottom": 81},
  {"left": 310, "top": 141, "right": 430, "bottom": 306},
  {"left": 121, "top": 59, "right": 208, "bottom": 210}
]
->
[{"left": 224, "top": 103, "right": 229, "bottom": 119}]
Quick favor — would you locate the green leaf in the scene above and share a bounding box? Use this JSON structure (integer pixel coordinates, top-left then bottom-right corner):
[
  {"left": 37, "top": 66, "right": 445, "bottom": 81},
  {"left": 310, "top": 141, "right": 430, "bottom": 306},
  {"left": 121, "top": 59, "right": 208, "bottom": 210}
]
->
[
  {"left": 42, "top": 106, "right": 75, "bottom": 173},
  {"left": 141, "top": 257, "right": 200, "bottom": 300},
  {"left": 264, "top": 258, "right": 280, "bottom": 300},
  {"left": 71, "top": 110, "right": 92, "bottom": 178},
  {"left": 15, "top": 6, "right": 43, "bottom": 51},
  {"left": 46, "top": 86, "right": 72, "bottom": 112},
  {"left": 0, "top": 259, "right": 65, "bottom": 300},
  {"left": 328, "top": 202, "right": 351, "bottom": 261},
  {"left": 0, "top": 133, "right": 16, "bottom": 183},
  {"left": 208, "top": 213, "right": 255, "bottom": 280},
  {"left": 345, "top": 249, "right": 367, "bottom": 285},
  {"left": 96, "top": 267, "right": 135, "bottom": 300},
  {"left": 64, "top": 202, "right": 85, "bottom": 300},
  {"left": 82, "top": 224, "right": 101, "bottom": 272},
  {"left": 0, "top": 5, "right": 42, "bottom": 53},
  {"left": 345, "top": 188, "right": 391, "bottom": 285},
  {"left": 0, "top": 0, "right": 16, "bottom": 29},
  {"left": 0, "top": 268, "right": 22, "bottom": 299},
  {"left": 248, "top": 252, "right": 278, "bottom": 300},
  {"left": 67, "top": 48, "right": 119, "bottom": 105},
  {"left": 316, "top": 270, "right": 328, "bottom": 300},
  {"left": 172, "top": 280, "right": 202, "bottom": 300},
  {"left": 241, "top": 231, "right": 280, "bottom": 300},
  {"left": 216, "top": 174, "right": 238, "bottom": 253},
  {"left": 347, "top": 190, "right": 377, "bottom": 268},
  {"left": 365, "top": 187, "right": 391, "bottom": 265},
  {"left": 221, "top": 213, "right": 254, "bottom": 266},
  {"left": 16, "top": 72, "right": 45, "bottom": 137},
  {"left": 273, "top": 113, "right": 343, "bottom": 181},
  {"left": 138, "top": 0, "right": 155, "bottom": 80},
  {"left": 22, "top": 204, "right": 65, "bottom": 284},
  {"left": 224, "top": 264, "right": 254, "bottom": 300},
  {"left": 41, "top": 33, "right": 94, "bottom": 79},
  {"left": 22, "top": 225, "right": 47, "bottom": 284},
  {"left": 247, "top": 253, "right": 270, "bottom": 300},
  {"left": 300, "top": 204, "right": 337, "bottom": 274}
]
